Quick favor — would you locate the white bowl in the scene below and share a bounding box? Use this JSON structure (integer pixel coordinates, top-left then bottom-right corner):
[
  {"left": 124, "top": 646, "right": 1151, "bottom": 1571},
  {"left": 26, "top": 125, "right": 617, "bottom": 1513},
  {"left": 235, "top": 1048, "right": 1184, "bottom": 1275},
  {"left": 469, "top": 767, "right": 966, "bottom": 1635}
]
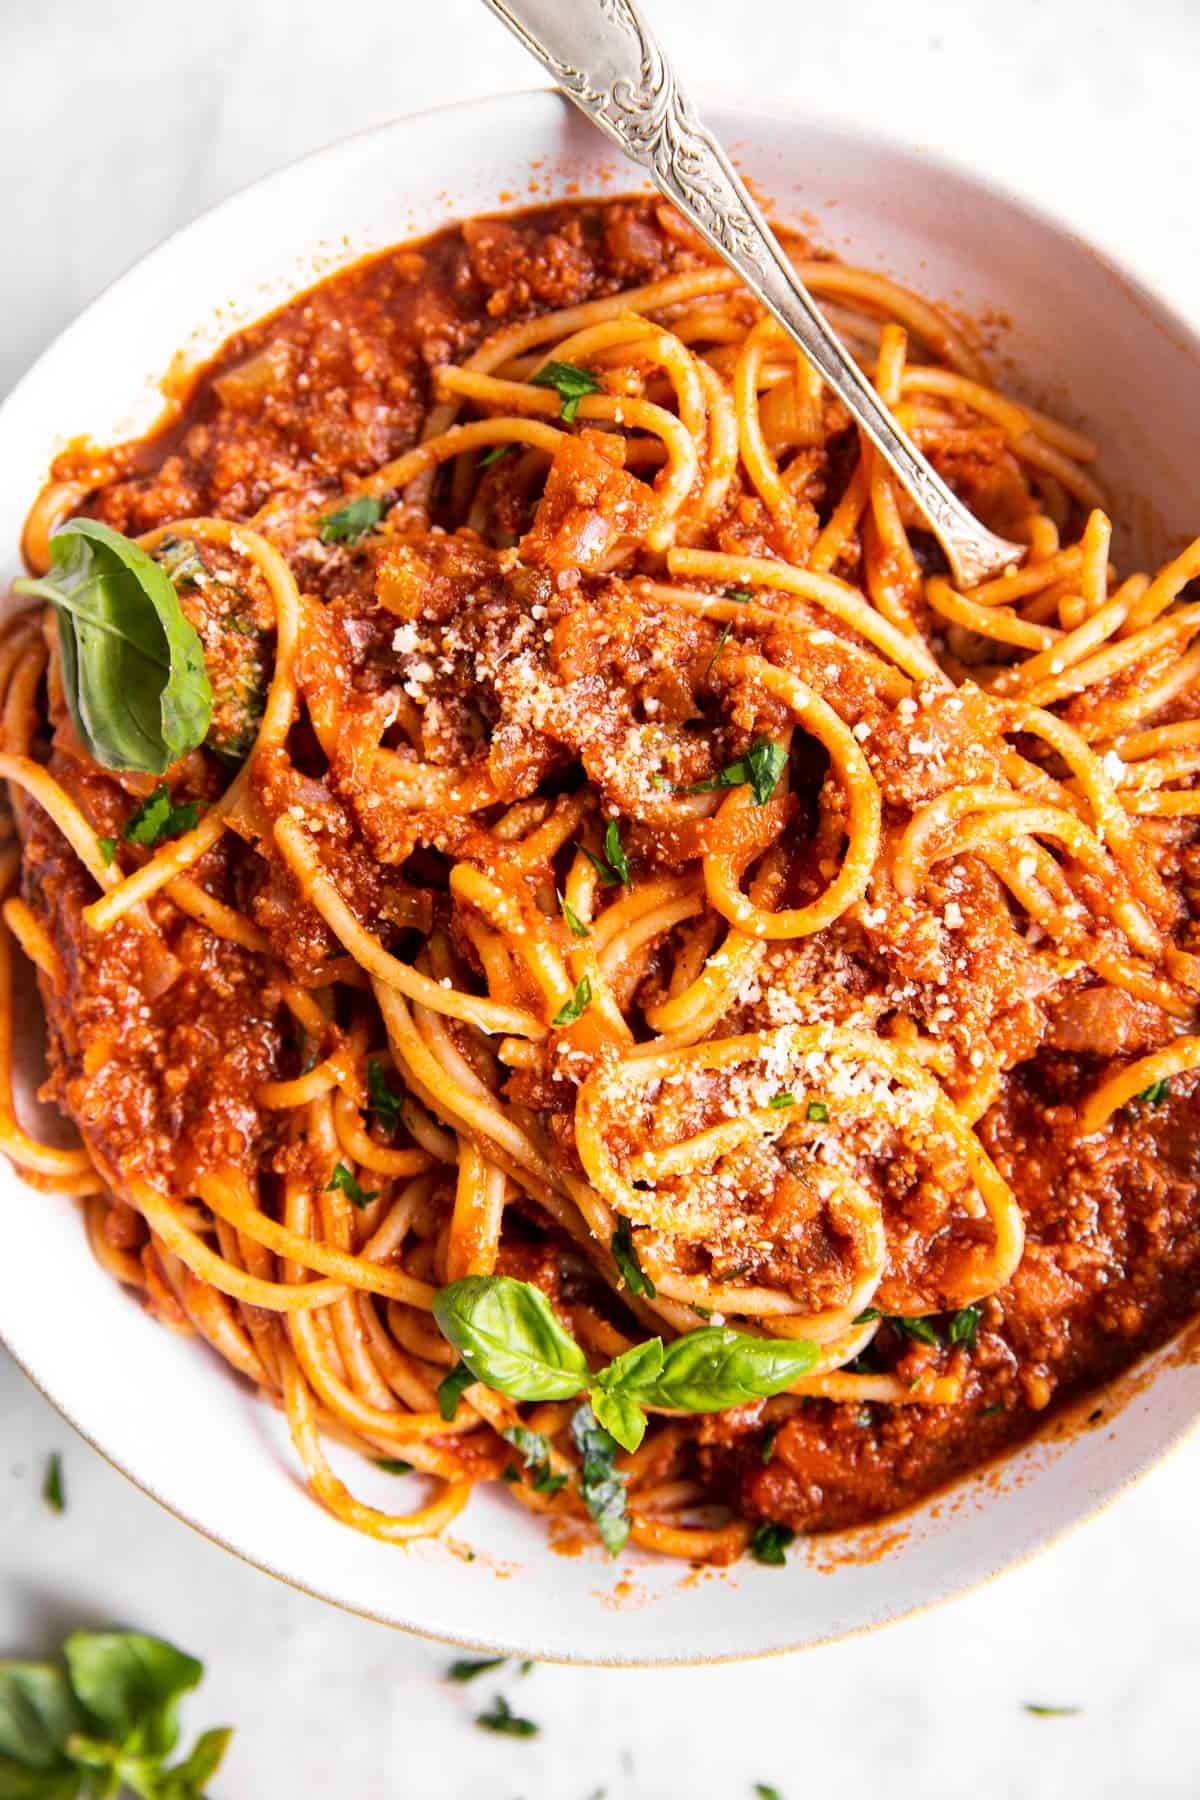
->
[{"left": 2, "top": 90, "right": 1199, "bottom": 1664}]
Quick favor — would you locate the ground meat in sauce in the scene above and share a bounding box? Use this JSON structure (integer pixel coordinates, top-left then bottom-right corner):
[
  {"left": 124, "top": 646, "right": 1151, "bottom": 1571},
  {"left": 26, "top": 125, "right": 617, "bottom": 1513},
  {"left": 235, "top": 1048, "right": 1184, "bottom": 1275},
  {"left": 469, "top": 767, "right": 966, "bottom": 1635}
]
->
[{"left": 24, "top": 196, "right": 1200, "bottom": 1537}]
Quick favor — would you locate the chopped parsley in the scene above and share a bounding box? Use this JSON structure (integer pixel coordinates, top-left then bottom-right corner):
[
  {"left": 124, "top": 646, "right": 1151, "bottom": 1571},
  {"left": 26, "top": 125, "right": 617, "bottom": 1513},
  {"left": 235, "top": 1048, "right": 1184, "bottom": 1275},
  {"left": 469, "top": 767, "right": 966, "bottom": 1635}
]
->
[
  {"left": 769, "top": 1092, "right": 795, "bottom": 1110},
  {"left": 571, "top": 1404, "right": 630, "bottom": 1556},
  {"left": 980, "top": 1402, "right": 1007, "bottom": 1418},
  {"left": 317, "top": 494, "right": 386, "bottom": 545},
  {"left": 754, "top": 1786, "right": 784, "bottom": 1800},
  {"left": 1134, "top": 1077, "right": 1170, "bottom": 1107},
  {"left": 611, "top": 1213, "right": 656, "bottom": 1299},
  {"left": 602, "top": 818, "right": 631, "bottom": 885},
  {"left": 42, "top": 1452, "right": 65, "bottom": 1514},
  {"left": 705, "top": 619, "right": 733, "bottom": 677},
  {"left": 437, "top": 1362, "right": 474, "bottom": 1422},
  {"left": 122, "top": 785, "right": 200, "bottom": 848},
  {"left": 96, "top": 835, "right": 117, "bottom": 865},
  {"left": 683, "top": 737, "right": 788, "bottom": 806},
  {"left": 806, "top": 1100, "right": 829, "bottom": 1123},
  {"left": 475, "top": 1694, "right": 539, "bottom": 1737},
  {"left": 853, "top": 1307, "right": 882, "bottom": 1325},
  {"left": 726, "top": 587, "right": 754, "bottom": 603},
  {"left": 326, "top": 1162, "right": 378, "bottom": 1209},
  {"left": 529, "top": 359, "right": 602, "bottom": 423},
  {"left": 553, "top": 974, "right": 592, "bottom": 1027},
  {"left": 559, "top": 892, "right": 590, "bottom": 938},
  {"left": 478, "top": 444, "right": 512, "bottom": 469},
  {"left": 749, "top": 1521, "right": 795, "bottom": 1567},
  {"left": 1024, "top": 1704, "right": 1081, "bottom": 1718},
  {"left": 503, "top": 1426, "right": 567, "bottom": 1497},
  {"left": 760, "top": 1425, "right": 779, "bottom": 1466},
  {"left": 890, "top": 1314, "right": 940, "bottom": 1347},
  {"left": 366, "top": 1058, "right": 402, "bottom": 1137},
  {"left": 374, "top": 1457, "right": 413, "bottom": 1475},
  {"left": 446, "top": 1656, "right": 506, "bottom": 1683},
  {"left": 948, "top": 1303, "right": 982, "bottom": 1348}
]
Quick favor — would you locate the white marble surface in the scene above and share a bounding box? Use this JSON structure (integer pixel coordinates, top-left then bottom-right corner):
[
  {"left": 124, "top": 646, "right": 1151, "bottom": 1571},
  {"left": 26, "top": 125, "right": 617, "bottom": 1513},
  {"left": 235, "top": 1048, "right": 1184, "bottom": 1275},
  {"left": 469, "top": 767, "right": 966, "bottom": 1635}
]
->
[{"left": 3, "top": 1, "right": 1200, "bottom": 1793}]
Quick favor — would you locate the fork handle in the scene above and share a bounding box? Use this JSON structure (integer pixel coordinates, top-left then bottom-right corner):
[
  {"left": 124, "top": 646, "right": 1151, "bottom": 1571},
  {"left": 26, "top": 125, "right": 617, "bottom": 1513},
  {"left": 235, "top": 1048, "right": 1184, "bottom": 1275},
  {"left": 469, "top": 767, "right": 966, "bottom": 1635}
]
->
[{"left": 481, "top": 0, "right": 1024, "bottom": 588}]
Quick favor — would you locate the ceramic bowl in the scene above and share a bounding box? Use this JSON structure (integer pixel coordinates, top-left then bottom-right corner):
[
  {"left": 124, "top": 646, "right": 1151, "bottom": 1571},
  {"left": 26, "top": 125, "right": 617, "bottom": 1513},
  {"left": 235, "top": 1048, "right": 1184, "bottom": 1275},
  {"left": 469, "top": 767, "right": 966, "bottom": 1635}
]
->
[{"left": 2, "top": 89, "right": 1199, "bottom": 1663}]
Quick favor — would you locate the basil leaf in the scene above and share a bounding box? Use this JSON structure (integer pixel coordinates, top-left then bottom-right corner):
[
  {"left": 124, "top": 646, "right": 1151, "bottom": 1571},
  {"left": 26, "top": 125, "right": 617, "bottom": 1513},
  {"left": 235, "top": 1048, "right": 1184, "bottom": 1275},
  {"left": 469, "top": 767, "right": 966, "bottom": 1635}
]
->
[
  {"left": 0, "top": 1663, "right": 84, "bottom": 1773},
  {"left": 446, "top": 1657, "right": 506, "bottom": 1684},
  {"left": 558, "top": 893, "right": 590, "bottom": 938},
  {"left": 590, "top": 1387, "right": 647, "bottom": 1455},
  {"left": 475, "top": 1694, "right": 538, "bottom": 1737},
  {"left": 14, "top": 520, "right": 212, "bottom": 775},
  {"left": 725, "top": 587, "right": 754, "bottom": 602},
  {"left": 157, "top": 1724, "right": 232, "bottom": 1796},
  {"left": 890, "top": 1315, "right": 940, "bottom": 1347},
  {"left": 373, "top": 1457, "right": 413, "bottom": 1475},
  {"left": 616, "top": 1327, "right": 817, "bottom": 1412},
  {"left": 317, "top": 495, "right": 385, "bottom": 546},
  {"left": 602, "top": 819, "right": 631, "bottom": 887},
  {"left": 433, "top": 1277, "right": 590, "bottom": 1403},
  {"left": 437, "top": 1363, "right": 474, "bottom": 1422},
  {"left": 552, "top": 975, "right": 592, "bottom": 1027},
  {"left": 326, "top": 1162, "right": 378, "bottom": 1209},
  {"left": 571, "top": 1404, "right": 630, "bottom": 1556},
  {"left": 749, "top": 1522, "right": 794, "bottom": 1567},
  {"left": 502, "top": 1427, "right": 567, "bottom": 1496},
  {"left": 1135, "top": 1077, "right": 1169, "bottom": 1106},
  {"left": 63, "top": 1633, "right": 201, "bottom": 1759},
  {"left": 760, "top": 1424, "right": 779, "bottom": 1465},
  {"left": 41, "top": 1456, "right": 64, "bottom": 1516},
  {"left": 755, "top": 1787, "right": 784, "bottom": 1800},
  {"left": 948, "top": 1303, "right": 982, "bottom": 1348},
  {"left": 366, "top": 1059, "right": 401, "bottom": 1138},
  {"left": 853, "top": 1307, "right": 882, "bottom": 1324},
  {"left": 683, "top": 736, "right": 787, "bottom": 805},
  {"left": 529, "top": 359, "right": 602, "bottom": 424},
  {"left": 122, "top": 785, "right": 199, "bottom": 849},
  {"left": 96, "top": 837, "right": 117, "bottom": 867},
  {"left": 806, "top": 1100, "right": 829, "bottom": 1122},
  {"left": 610, "top": 1215, "right": 656, "bottom": 1299}
]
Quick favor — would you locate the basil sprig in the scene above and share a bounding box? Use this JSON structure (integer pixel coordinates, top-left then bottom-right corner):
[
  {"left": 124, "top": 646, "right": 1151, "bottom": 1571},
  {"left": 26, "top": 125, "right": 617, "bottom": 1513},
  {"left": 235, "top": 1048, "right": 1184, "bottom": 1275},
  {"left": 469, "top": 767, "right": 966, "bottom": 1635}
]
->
[
  {"left": 0, "top": 1629, "right": 230, "bottom": 1798},
  {"left": 682, "top": 737, "right": 787, "bottom": 806},
  {"left": 15, "top": 520, "right": 212, "bottom": 775},
  {"left": 529, "top": 359, "right": 602, "bottom": 423},
  {"left": 431, "top": 1275, "right": 818, "bottom": 1458}
]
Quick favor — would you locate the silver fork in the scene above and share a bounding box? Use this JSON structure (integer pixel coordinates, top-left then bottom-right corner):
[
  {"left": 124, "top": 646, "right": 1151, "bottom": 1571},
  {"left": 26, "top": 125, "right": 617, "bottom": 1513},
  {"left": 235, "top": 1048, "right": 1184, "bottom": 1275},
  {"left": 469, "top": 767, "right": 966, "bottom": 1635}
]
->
[{"left": 481, "top": 0, "right": 1026, "bottom": 588}]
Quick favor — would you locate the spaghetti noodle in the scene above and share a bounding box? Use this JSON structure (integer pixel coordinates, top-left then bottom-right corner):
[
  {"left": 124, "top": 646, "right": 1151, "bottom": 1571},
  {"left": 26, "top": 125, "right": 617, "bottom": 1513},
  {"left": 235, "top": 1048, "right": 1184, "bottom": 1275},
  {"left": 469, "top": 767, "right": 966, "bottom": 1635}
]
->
[{"left": 3, "top": 197, "right": 1200, "bottom": 1561}]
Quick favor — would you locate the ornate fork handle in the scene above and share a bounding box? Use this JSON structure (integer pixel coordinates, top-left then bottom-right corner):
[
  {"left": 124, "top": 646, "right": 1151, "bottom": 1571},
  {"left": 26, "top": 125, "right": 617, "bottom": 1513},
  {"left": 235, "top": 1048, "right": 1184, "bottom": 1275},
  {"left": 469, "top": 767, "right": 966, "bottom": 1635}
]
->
[{"left": 481, "top": 0, "right": 1024, "bottom": 588}]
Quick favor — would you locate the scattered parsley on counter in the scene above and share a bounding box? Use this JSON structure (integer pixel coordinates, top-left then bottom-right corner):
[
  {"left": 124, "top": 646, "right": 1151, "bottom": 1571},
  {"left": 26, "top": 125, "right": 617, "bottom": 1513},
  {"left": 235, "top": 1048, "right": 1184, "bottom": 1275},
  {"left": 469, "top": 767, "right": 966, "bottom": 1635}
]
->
[
  {"left": 475, "top": 1693, "right": 539, "bottom": 1737},
  {"left": 42, "top": 1452, "right": 65, "bottom": 1514}
]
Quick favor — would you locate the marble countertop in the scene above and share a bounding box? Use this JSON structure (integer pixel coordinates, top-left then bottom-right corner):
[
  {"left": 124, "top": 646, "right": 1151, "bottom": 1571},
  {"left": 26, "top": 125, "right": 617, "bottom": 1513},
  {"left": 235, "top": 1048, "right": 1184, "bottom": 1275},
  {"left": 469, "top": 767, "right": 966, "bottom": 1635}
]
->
[{"left": 3, "top": 1, "right": 1200, "bottom": 1793}]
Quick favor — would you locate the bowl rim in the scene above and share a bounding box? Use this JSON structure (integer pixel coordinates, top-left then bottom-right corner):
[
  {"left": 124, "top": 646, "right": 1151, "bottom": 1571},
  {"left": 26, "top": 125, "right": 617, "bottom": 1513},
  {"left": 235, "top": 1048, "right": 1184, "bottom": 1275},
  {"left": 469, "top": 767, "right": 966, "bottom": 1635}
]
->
[{"left": 4, "top": 84, "right": 1200, "bottom": 1664}]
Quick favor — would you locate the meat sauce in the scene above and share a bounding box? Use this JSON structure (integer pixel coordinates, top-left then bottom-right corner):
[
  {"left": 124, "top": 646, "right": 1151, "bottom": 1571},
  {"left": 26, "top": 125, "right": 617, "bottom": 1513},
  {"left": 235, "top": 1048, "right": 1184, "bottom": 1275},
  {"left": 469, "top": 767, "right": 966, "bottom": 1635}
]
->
[{"left": 29, "top": 198, "right": 1200, "bottom": 1534}]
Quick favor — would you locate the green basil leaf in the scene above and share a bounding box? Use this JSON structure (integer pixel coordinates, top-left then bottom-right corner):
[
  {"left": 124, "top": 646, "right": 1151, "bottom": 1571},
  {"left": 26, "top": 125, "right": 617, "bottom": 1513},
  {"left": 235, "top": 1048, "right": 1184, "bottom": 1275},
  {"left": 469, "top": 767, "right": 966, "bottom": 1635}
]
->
[
  {"left": 948, "top": 1303, "right": 982, "bottom": 1348},
  {"left": 1135, "top": 1077, "right": 1169, "bottom": 1107},
  {"left": 446, "top": 1658, "right": 506, "bottom": 1684},
  {"left": 853, "top": 1307, "right": 882, "bottom": 1324},
  {"left": 0, "top": 1762, "right": 83, "bottom": 1798},
  {"left": 436, "top": 1363, "right": 474, "bottom": 1422},
  {"left": 682, "top": 736, "right": 787, "bottom": 805},
  {"left": 749, "top": 1522, "right": 795, "bottom": 1567},
  {"left": 433, "top": 1277, "right": 590, "bottom": 1403},
  {"left": 95, "top": 837, "right": 117, "bottom": 867},
  {"left": 725, "top": 587, "right": 754, "bottom": 602},
  {"left": 589, "top": 1387, "right": 646, "bottom": 1455},
  {"left": 617, "top": 1327, "right": 818, "bottom": 1411},
  {"left": 317, "top": 496, "right": 386, "bottom": 546},
  {"left": 558, "top": 893, "right": 590, "bottom": 938},
  {"left": 610, "top": 1215, "right": 656, "bottom": 1299},
  {"left": 760, "top": 1424, "right": 779, "bottom": 1465},
  {"left": 0, "top": 1663, "right": 84, "bottom": 1772},
  {"left": 15, "top": 520, "right": 212, "bottom": 775},
  {"left": 63, "top": 1633, "right": 202, "bottom": 1759},
  {"left": 156, "top": 1725, "right": 232, "bottom": 1797},
  {"left": 502, "top": 1427, "right": 567, "bottom": 1496},
  {"left": 529, "top": 359, "right": 602, "bottom": 424},
  {"left": 41, "top": 1456, "right": 64, "bottom": 1516},
  {"left": 373, "top": 1457, "right": 413, "bottom": 1476},
  {"left": 366, "top": 1059, "right": 402, "bottom": 1138},
  {"left": 122, "top": 786, "right": 199, "bottom": 849},
  {"left": 326, "top": 1162, "right": 378, "bottom": 1209},
  {"left": 570, "top": 1404, "right": 630, "bottom": 1556},
  {"left": 602, "top": 819, "right": 631, "bottom": 887},
  {"left": 890, "top": 1315, "right": 940, "bottom": 1347},
  {"left": 474, "top": 1694, "right": 538, "bottom": 1737},
  {"left": 552, "top": 975, "right": 592, "bottom": 1027},
  {"left": 754, "top": 1785, "right": 784, "bottom": 1799},
  {"left": 595, "top": 1337, "right": 663, "bottom": 1397}
]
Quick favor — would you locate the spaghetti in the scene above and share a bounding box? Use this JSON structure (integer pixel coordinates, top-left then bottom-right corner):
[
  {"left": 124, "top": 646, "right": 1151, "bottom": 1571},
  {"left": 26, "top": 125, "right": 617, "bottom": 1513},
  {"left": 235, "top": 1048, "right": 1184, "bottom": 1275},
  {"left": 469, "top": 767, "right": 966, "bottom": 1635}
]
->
[{"left": 3, "top": 197, "right": 1200, "bottom": 1561}]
